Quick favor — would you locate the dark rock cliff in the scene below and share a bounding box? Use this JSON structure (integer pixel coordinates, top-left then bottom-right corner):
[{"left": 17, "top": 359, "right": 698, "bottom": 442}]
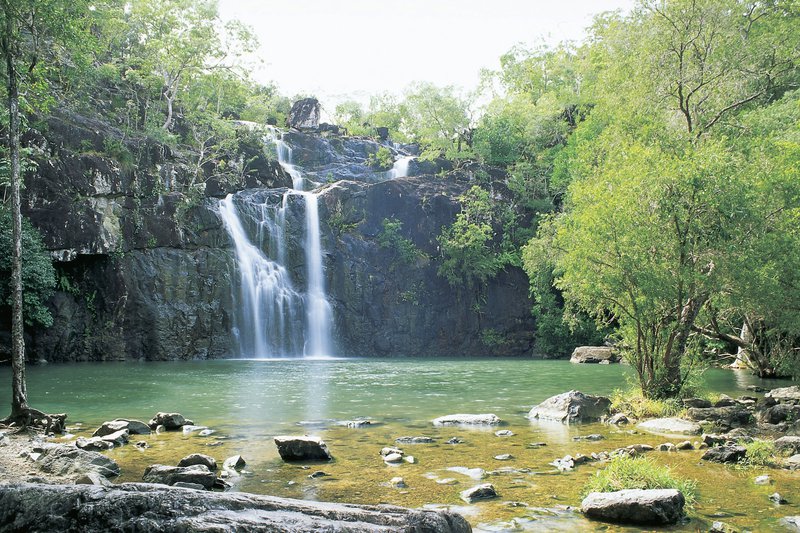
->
[{"left": 2, "top": 111, "right": 536, "bottom": 361}]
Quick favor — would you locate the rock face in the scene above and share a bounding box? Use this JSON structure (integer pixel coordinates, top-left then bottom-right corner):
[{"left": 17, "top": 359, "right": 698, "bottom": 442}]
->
[
  {"left": 527, "top": 391, "right": 611, "bottom": 423},
  {"left": 637, "top": 418, "right": 702, "bottom": 436},
  {"left": 274, "top": 436, "right": 332, "bottom": 462},
  {"left": 432, "top": 414, "right": 501, "bottom": 426},
  {"left": 287, "top": 98, "right": 321, "bottom": 130},
  {"left": 7, "top": 109, "right": 536, "bottom": 361},
  {"left": 0, "top": 483, "right": 472, "bottom": 532},
  {"left": 581, "top": 489, "right": 685, "bottom": 525},
  {"left": 142, "top": 464, "right": 217, "bottom": 490},
  {"left": 569, "top": 346, "right": 619, "bottom": 364}
]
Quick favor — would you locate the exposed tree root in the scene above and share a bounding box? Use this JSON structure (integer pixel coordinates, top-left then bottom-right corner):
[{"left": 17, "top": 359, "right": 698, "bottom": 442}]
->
[{"left": 0, "top": 408, "right": 66, "bottom": 435}]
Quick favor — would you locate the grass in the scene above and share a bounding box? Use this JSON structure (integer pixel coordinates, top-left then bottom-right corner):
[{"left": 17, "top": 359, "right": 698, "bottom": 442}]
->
[
  {"left": 610, "top": 388, "right": 685, "bottom": 419},
  {"left": 583, "top": 456, "right": 697, "bottom": 505}
]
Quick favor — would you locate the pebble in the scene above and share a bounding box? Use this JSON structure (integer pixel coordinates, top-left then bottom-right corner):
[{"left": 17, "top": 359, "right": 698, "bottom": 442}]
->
[
  {"left": 494, "top": 454, "right": 513, "bottom": 461},
  {"left": 383, "top": 453, "right": 403, "bottom": 464},
  {"left": 389, "top": 476, "right": 406, "bottom": 488},
  {"left": 770, "top": 492, "right": 788, "bottom": 504}
]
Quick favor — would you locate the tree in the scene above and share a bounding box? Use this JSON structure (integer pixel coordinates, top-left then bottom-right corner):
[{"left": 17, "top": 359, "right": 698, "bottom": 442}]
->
[
  {"left": 400, "top": 82, "right": 474, "bottom": 160},
  {"left": 0, "top": 0, "right": 87, "bottom": 430}
]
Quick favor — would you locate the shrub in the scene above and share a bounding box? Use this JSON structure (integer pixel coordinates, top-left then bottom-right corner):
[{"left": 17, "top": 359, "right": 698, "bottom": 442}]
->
[
  {"left": 610, "top": 388, "right": 684, "bottom": 419},
  {"left": 367, "top": 146, "right": 394, "bottom": 171},
  {"left": 583, "top": 456, "right": 697, "bottom": 505},
  {"left": 741, "top": 439, "right": 776, "bottom": 467},
  {"left": 378, "top": 218, "right": 425, "bottom": 264}
]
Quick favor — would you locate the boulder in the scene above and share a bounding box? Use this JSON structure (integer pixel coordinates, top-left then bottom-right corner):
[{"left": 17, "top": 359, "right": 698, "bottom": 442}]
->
[
  {"left": 223, "top": 455, "right": 246, "bottom": 470},
  {"left": 37, "top": 444, "right": 119, "bottom": 478},
  {"left": 569, "top": 346, "right": 619, "bottom": 364},
  {"left": 754, "top": 475, "right": 773, "bottom": 485},
  {"left": 460, "top": 483, "right": 498, "bottom": 503},
  {"left": 756, "top": 404, "right": 800, "bottom": 425},
  {"left": 432, "top": 414, "right": 501, "bottom": 426},
  {"left": 75, "top": 437, "right": 114, "bottom": 452},
  {"left": 606, "top": 413, "right": 630, "bottom": 425},
  {"left": 0, "top": 483, "right": 472, "bottom": 532},
  {"left": 701, "top": 445, "right": 746, "bottom": 463},
  {"left": 781, "top": 516, "right": 800, "bottom": 530},
  {"left": 682, "top": 398, "right": 712, "bottom": 409},
  {"left": 687, "top": 406, "right": 752, "bottom": 428},
  {"left": 766, "top": 386, "right": 800, "bottom": 402},
  {"left": 581, "top": 489, "right": 685, "bottom": 525},
  {"left": 785, "top": 454, "right": 800, "bottom": 469},
  {"left": 99, "top": 429, "right": 129, "bottom": 446},
  {"left": 287, "top": 98, "right": 321, "bottom": 131},
  {"left": 776, "top": 436, "right": 800, "bottom": 455},
  {"left": 148, "top": 413, "right": 187, "bottom": 430},
  {"left": 177, "top": 453, "right": 217, "bottom": 471},
  {"left": 637, "top": 418, "right": 701, "bottom": 436},
  {"left": 74, "top": 472, "right": 112, "bottom": 486},
  {"left": 93, "top": 419, "right": 150, "bottom": 437},
  {"left": 142, "top": 464, "right": 216, "bottom": 490},
  {"left": 273, "top": 436, "right": 332, "bottom": 462},
  {"left": 527, "top": 391, "right": 611, "bottom": 423}
]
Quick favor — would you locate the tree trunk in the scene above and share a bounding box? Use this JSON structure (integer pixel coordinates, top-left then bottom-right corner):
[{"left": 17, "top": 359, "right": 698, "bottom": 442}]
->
[{"left": 3, "top": 10, "right": 29, "bottom": 418}]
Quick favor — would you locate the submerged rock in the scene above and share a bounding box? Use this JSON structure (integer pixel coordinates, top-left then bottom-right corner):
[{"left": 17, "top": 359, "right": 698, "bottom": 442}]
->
[
  {"left": 494, "top": 430, "right": 514, "bottom": 437},
  {"left": 770, "top": 492, "right": 788, "bottom": 504},
  {"left": 637, "top": 418, "right": 701, "bottom": 436},
  {"left": 142, "top": 464, "right": 216, "bottom": 490},
  {"left": 569, "top": 346, "right": 619, "bottom": 364},
  {"left": 274, "top": 436, "right": 331, "bottom": 462},
  {"left": 432, "top": 414, "right": 501, "bottom": 426},
  {"left": 0, "top": 482, "right": 472, "bottom": 532},
  {"left": 395, "top": 436, "right": 435, "bottom": 444},
  {"left": 528, "top": 391, "right": 612, "bottom": 423},
  {"left": 460, "top": 483, "right": 498, "bottom": 503},
  {"left": 581, "top": 488, "right": 685, "bottom": 525}
]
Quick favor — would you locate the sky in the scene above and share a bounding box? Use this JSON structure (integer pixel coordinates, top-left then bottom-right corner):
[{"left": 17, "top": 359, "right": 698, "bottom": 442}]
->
[{"left": 218, "top": 0, "right": 636, "bottom": 111}]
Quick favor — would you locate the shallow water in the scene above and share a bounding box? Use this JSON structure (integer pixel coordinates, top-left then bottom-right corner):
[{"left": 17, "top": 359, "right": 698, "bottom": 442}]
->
[{"left": 1, "top": 359, "right": 798, "bottom": 531}]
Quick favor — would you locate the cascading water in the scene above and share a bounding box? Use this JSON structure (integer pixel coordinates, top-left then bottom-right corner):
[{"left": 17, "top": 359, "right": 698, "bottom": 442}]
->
[
  {"left": 219, "top": 126, "right": 334, "bottom": 358},
  {"left": 385, "top": 155, "right": 414, "bottom": 180}
]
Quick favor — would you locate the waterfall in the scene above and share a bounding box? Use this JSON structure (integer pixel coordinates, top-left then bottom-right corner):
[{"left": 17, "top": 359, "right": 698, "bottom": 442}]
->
[
  {"left": 385, "top": 156, "right": 414, "bottom": 180},
  {"left": 220, "top": 125, "right": 334, "bottom": 358}
]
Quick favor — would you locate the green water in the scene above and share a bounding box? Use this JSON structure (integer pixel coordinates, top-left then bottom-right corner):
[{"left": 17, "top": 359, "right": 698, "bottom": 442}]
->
[{"left": 1, "top": 359, "right": 797, "bottom": 531}]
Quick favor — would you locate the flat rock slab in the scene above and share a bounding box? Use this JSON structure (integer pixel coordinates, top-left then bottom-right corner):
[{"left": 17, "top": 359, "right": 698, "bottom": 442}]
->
[
  {"left": 274, "top": 436, "right": 332, "bottom": 462},
  {"left": 93, "top": 419, "right": 150, "bottom": 437},
  {"left": 637, "top": 418, "right": 701, "bottom": 436},
  {"left": 581, "top": 489, "right": 685, "bottom": 525},
  {"left": 528, "top": 391, "right": 611, "bottom": 423},
  {"left": 570, "top": 346, "right": 619, "bottom": 364},
  {"left": 37, "top": 444, "right": 120, "bottom": 478},
  {"left": 432, "top": 414, "right": 501, "bottom": 426},
  {"left": 0, "top": 483, "right": 471, "bottom": 532},
  {"left": 142, "top": 464, "right": 216, "bottom": 490}
]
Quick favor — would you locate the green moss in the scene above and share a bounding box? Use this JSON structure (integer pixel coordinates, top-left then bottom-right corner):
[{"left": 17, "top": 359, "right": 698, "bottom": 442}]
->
[{"left": 583, "top": 456, "right": 697, "bottom": 505}]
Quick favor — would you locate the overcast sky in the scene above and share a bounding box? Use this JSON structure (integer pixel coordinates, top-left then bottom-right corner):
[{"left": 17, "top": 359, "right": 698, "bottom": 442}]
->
[{"left": 218, "top": 0, "right": 636, "bottom": 109}]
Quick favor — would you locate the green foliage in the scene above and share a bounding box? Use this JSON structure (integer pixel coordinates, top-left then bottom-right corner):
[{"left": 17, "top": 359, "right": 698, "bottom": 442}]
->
[
  {"left": 437, "top": 186, "right": 513, "bottom": 289},
  {"left": 367, "top": 146, "right": 394, "bottom": 171},
  {"left": 583, "top": 456, "right": 697, "bottom": 505},
  {"left": 378, "top": 218, "right": 425, "bottom": 264},
  {"left": 610, "top": 388, "right": 685, "bottom": 420},
  {"left": 400, "top": 82, "right": 474, "bottom": 160},
  {"left": 480, "top": 328, "right": 507, "bottom": 349},
  {"left": 0, "top": 209, "right": 56, "bottom": 328},
  {"left": 741, "top": 439, "right": 777, "bottom": 467}
]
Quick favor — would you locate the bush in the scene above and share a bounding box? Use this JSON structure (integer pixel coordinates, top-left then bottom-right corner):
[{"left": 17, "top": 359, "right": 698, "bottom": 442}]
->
[
  {"left": 741, "top": 439, "right": 776, "bottom": 467},
  {"left": 367, "top": 146, "right": 394, "bottom": 171},
  {"left": 378, "top": 218, "right": 425, "bottom": 264},
  {"left": 583, "top": 456, "right": 697, "bottom": 504},
  {"left": 610, "top": 388, "right": 684, "bottom": 419}
]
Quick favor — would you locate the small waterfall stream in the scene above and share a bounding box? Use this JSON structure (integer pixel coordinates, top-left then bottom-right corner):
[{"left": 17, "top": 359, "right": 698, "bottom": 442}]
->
[
  {"left": 385, "top": 156, "right": 414, "bottom": 180},
  {"left": 219, "top": 126, "right": 333, "bottom": 358}
]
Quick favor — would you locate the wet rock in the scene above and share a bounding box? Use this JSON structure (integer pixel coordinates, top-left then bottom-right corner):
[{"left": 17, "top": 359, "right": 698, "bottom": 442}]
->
[
  {"left": 569, "top": 346, "right": 619, "bottom": 364},
  {"left": 0, "top": 482, "right": 473, "bottom": 532},
  {"left": 701, "top": 445, "right": 746, "bottom": 463},
  {"left": 494, "top": 454, "right": 513, "bottom": 461},
  {"left": 99, "top": 429, "right": 129, "bottom": 446},
  {"left": 389, "top": 477, "right": 406, "bottom": 488},
  {"left": 757, "top": 404, "right": 800, "bottom": 425},
  {"left": 148, "top": 413, "right": 187, "bottom": 430},
  {"left": 657, "top": 443, "right": 676, "bottom": 452},
  {"left": 710, "top": 520, "right": 738, "bottom": 533},
  {"left": 551, "top": 454, "right": 593, "bottom": 471},
  {"left": 383, "top": 453, "right": 403, "bottom": 464},
  {"left": 446, "top": 467, "right": 486, "bottom": 480},
  {"left": 460, "top": 483, "right": 498, "bottom": 503},
  {"left": 495, "top": 430, "right": 514, "bottom": 437},
  {"left": 198, "top": 429, "right": 214, "bottom": 437},
  {"left": 766, "top": 386, "right": 800, "bottom": 402},
  {"left": 782, "top": 516, "right": 800, "bottom": 530},
  {"left": 432, "top": 414, "right": 501, "bottom": 426},
  {"left": 308, "top": 471, "right": 327, "bottom": 479},
  {"left": 754, "top": 475, "right": 773, "bottom": 485},
  {"left": 75, "top": 437, "right": 114, "bottom": 451},
  {"left": 770, "top": 492, "right": 788, "bottom": 504},
  {"left": 181, "top": 425, "right": 209, "bottom": 435},
  {"left": 274, "top": 436, "right": 331, "bottom": 462},
  {"left": 37, "top": 444, "right": 119, "bottom": 478},
  {"left": 177, "top": 453, "right": 217, "bottom": 471},
  {"left": 637, "top": 418, "right": 701, "bottom": 436},
  {"left": 747, "top": 385, "right": 769, "bottom": 393},
  {"left": 676, "top": 441, "right": 693, "bottom": 450},
  {"left": 380, "top": 447, "right": 404, "bottom": 457},
  {"left": 528, "top": 442, "right": 547, "bottom": 448},
  {"left": 287, "top": 98, "right": 321, "bottom": 131},
  {"left": 223, "top": 455, "right": 247, "bottom": 470},
  {"left": 395, "top": 436, "right": 435, "bottom": 444},
  {"left": 135, "top": 441, "right": 148, "bottom": 449},
  {"left": 581, "top": 488, "right": 685, "bottom": 525},
  {"left": 606, "top": 413, "right": 630, "bottom": 425},
  {"left": 713, "top": 395, "right": 736, "bottom": 407},
  {"left": 775, "top": 436, "right": 800, "bottom": 455},
  {"left": 682, "top": 398, "right": 712, "bottom": 409},
  {"left": 142, "top": 464, "right": 215, "bottom": 490},
  {"left": 340, "top": 420, "right": 373, "bottom": 428},
  {"left": 93, "top": 419, "right": 150, "bottom": 437},
  {"left": 687, "top": 406, "right": 752, "bottom": 429},
  {"left": 573, "top": 434, "right": 604, "bottom": 441},
  {"left": 446, "top": 437, "right": 463, "bottom": 444},
  {"left": 528, "top": 390, "right": 611, "bottom": 423},
  {"left": 403, "top": 455, "right": 416, "bottom": 464},
  {"left": 785, "top": 454, "right": 800, "bottom": 469}
]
